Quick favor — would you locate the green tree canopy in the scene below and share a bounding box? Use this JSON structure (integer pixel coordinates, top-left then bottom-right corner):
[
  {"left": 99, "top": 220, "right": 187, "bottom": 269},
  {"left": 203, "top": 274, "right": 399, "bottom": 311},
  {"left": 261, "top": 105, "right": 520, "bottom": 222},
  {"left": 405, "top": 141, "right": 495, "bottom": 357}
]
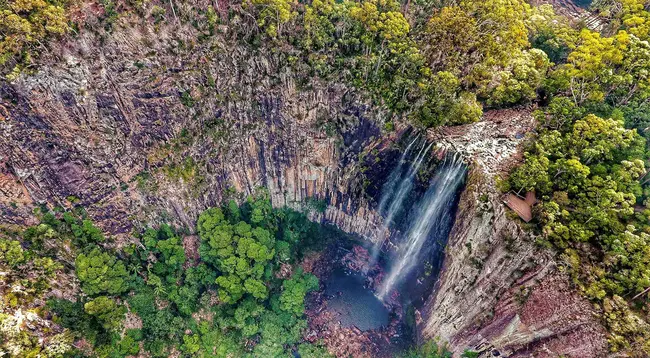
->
[
  {"left": 279, "top": 269, "right": 319, "bottom": 315},
  {"left": 198, "top": 206, "right": 276, "bottom": 303},
  {"left": 75, "top": 247, "right": 131, "bottom": 296},
  {"left": 84, "top": 296, "right": 126, "bottom": 331},
  {"left": 0, "top": 0, "right": 68, "bottom": 78}
]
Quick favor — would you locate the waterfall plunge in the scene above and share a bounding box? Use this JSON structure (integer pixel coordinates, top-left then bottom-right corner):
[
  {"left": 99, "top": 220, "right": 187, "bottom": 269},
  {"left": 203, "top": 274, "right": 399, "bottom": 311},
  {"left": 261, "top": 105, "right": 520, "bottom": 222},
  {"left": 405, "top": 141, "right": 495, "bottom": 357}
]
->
[
  {"left": 368, "top": 138, "right": 432, "bottom": 269},
  {"left": 378, "top": 155, "right": 466, "bottom": 300}
]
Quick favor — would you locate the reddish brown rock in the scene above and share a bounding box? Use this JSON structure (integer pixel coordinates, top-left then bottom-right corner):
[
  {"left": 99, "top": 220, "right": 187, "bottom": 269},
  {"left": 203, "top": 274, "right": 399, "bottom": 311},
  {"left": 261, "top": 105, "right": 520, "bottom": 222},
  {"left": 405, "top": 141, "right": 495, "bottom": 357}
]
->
[{"left": 421, "top": 164, "right": 609, "bottom": 357}]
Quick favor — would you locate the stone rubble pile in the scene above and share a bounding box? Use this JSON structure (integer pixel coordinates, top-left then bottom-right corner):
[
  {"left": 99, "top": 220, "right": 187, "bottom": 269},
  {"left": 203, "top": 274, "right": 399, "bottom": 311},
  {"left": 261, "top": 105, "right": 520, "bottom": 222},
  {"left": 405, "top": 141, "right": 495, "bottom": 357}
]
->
[{"left": 428, "top": 108, "right": 536, "bottom": 177}]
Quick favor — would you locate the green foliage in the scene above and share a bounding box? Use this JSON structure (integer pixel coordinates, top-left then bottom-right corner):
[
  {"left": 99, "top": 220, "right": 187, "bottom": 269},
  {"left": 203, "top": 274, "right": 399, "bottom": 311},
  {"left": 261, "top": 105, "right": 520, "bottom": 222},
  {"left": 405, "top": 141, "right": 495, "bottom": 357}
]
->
[
  {"left": 0, "top": 312, "right": 73, "bottom": 358},
  {"left": 63, "top": 212, "right": 106, "bottom": 245},
  {"left": 252, "top": 309, "right": 307, "bottom": 357},
  {"left": 0, "top": 0, "right": 69, "bottom": 78},
  {"left": 506, "top": 4, "right": 650, "bottom": 349},
  {"left": 477, "top": 49, "right": 550, "bottom": 106},
  {"left": 1, "top": 197, "right": 337, "bottom": 358},
  {"left": 414, "top": 71, "right": 482, "bottom": 127},
  {"left": 43, "top": 198, "right": 329, "bottom": 357},
  {"left": 0, "top": 238, "right": 24, "bottom": 267},
  {"left": 526, "top": 4, "right": 578, "bottom": 63},
  {"left": 127, "top": 290, "right": 157, "bottom": 319},
  {"left": 164, "top": 156, "right": 200, "bottom": 183},
  {"left": 602, "top": 295, "right": 650, "bottom": 353},
  {"left": 84, "top": 296, "right": 126, "bottom": 331},
  {"left": 244, "top": 0, "right": 481, "bottom": 127},
  {"left": 279, "top": 269, "right": 319, "bottom": 315},
  {"left": 269, "top": 0, "right": 556, "bottom": 122},
  {"left": 20, "top": 221, "right": 59, "bottom": 252},
  {"left": 421, "top": 0, "right": 548, "bottom": 108},
  {"left": 180, "top": 90, "right": 195, "bottom": 107},
  {"left": 47, "top": 298, "right": 105, "bottom": 344},
  {"left": 198, "top": 204, "right": 276, "bottom": 303},
  {"left": 180, "top": 334, "right": 201, "bottom": 355},
  {"left": 115, "top": 335, "right": 140, "bottom": 356},
  {"left": 510, "top": 107, "right": 647, "bottom": 294},
  {"left": 399, "top": 339, "right": 453, "bottom": 358},
  {"left": 0, "top": 237, "right": 61, "bottom": 307},
  {"left": 244, "top": 0, "right": 296, "bottom": 38},
  {"left": 196, "top": 320, "right": 243, "bottom": 357},
  {"left": 298, "top": 342, "right": 333, "bottom": 357},
  {"left": 0, "top": 229, "right": 69, "bottom": 356},
  {"left": 461, "top": 350, "right": 480, "bottom": 358},
  {"left": 143, "top": 224, "right": 186, "bottom": 277},
  {"left": 275, "top": 206, "right": 345, "bottom": 257},
  {"left": 169, "top": 264, "right": 215, "bottom": 316},
  {"left": 75, "top": 247, "right": 131, "bottom": 296},
  {"left": 3, "top": 0, "right": 650, "bottom": 355}
]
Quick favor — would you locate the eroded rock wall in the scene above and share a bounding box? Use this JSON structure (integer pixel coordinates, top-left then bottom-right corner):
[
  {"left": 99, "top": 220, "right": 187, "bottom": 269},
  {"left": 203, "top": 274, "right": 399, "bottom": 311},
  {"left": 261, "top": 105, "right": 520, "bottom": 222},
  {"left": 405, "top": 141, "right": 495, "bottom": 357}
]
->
[
  {"left": 422, "top": 113, "right": 609, "bottom": 357},
  {"left": 0, "top": 20, "right": 391, "bottom": 242},
  {"left": 0, "top": 13, "right": 611, "bottom": 358}
]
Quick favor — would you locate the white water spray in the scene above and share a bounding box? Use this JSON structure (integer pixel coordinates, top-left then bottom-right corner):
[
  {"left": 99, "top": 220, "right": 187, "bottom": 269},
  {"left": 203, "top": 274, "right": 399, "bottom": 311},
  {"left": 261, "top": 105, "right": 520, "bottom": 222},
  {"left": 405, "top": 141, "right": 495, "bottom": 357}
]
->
[
  {"left": 376, "top": 137, "right": 419, "bottom": 215},
  {"left": 378, "top": 155, "right": 466, "bottom": 300},
  {"left": 368, "top": 140, "right": 433, "bottom": 269}
]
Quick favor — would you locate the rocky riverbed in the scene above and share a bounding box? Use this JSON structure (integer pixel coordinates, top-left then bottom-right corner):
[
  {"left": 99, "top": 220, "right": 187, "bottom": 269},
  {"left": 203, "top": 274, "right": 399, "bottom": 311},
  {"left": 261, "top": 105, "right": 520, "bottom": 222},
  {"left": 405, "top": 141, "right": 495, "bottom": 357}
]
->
[{"left": 301, "top": 245, "right": 411, "bottom": 358}]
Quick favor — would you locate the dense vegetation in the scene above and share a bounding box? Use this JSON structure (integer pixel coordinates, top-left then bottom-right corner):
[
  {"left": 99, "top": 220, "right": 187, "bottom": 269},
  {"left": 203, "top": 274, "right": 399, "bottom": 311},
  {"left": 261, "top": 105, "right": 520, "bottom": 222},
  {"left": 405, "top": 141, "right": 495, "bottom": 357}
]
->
[
  {"left": 233, "top": 0, "right": 557, "bottom": 127},
  {"left": 0, "top": 0, "right": 69, "bottom": 79},
  {"left": 243, "top": 0, "right": 650, "bottom": 351},
  {"left": 0, "top": 0, "right": 558, "bottom": 127},
  {"left": 503, "top": 0, "right": 650, "bottom": 354},
  {"left": 2, "top": 0, "right": 650, "bottom": 355},
  {"left": 1, "top": 195, "right": 339, "bottom": 357}
]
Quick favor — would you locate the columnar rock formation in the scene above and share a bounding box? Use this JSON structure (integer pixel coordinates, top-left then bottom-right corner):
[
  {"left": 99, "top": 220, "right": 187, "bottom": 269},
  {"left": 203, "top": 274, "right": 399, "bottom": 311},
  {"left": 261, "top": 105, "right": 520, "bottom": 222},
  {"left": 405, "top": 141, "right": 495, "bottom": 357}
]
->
[
  {"left": 0, "top": 18, "right": 610, "bottom": 358},
  {"left": 0, "top": 22, "right": 391, "bottom": 243}
]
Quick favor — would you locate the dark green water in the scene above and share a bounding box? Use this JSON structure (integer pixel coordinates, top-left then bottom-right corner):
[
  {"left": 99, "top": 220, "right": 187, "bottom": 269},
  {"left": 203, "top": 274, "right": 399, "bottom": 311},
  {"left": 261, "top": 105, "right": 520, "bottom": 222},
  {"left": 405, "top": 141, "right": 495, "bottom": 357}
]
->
[
  {"left": 573, "top": 0, "right": 592, "bottom": 8},
  {"left": 324, "top": 268, "right": 390, "bottom": 331}
]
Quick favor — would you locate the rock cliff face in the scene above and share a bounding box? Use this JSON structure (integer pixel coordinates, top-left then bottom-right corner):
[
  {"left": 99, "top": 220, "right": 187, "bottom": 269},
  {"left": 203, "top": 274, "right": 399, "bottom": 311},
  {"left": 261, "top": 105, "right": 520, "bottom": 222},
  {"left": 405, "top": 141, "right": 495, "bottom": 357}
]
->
[
  {"left": 422, "top": 112, "right": 609, "bottom": 357},
  {"left": 0, "top": 17, "right": 609, "bottom": 358},
  {"left": 0, "top": 21, "right": 392, "bottom": 243}
]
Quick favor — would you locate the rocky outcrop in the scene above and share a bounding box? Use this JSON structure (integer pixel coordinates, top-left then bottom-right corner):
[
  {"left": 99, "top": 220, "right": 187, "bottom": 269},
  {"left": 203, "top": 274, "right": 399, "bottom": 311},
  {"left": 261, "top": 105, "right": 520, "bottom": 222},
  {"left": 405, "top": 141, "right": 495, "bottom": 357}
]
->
[
  {"left": 428, "top": 108, "right": 537, "bottom": 177},
  {"left": 533, "top": 0, "right": 606, "bottom": 31},
  {"left": 422, "top": 113, "right": 609, "bottom": 357},
  {"left": 0, "top": 20, "right": 394, "bottom": 243},
  {"left": 0, "top": 11, "right": 610, "bottom": 358}
]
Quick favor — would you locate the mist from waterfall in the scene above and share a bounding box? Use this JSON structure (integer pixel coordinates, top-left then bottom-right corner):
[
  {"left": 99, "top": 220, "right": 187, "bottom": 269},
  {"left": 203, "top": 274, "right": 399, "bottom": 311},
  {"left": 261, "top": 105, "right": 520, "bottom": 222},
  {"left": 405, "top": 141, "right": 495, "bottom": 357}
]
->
[
  {"left": 368, "top": 138, "right": 433, "bottom": 269},
  {"left": 378, "top": 155, "right": 466, "bottom": 300}
]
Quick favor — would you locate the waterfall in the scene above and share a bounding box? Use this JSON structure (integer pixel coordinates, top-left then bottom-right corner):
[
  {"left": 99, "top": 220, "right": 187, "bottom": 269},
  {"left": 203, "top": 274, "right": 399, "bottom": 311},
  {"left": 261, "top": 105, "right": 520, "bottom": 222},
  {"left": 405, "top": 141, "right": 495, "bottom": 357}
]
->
[
  {"left": 376, "top": 137, "right": 418, "bottom": 216},
  {"left": 381, "top": 142, "right": 433, "bottom": 228},
  {"left": 378, "top": 155, "right": 466, "bottom": 300},
  {"left": 368, "top": 139, "right": 433, "bottom": 269}
]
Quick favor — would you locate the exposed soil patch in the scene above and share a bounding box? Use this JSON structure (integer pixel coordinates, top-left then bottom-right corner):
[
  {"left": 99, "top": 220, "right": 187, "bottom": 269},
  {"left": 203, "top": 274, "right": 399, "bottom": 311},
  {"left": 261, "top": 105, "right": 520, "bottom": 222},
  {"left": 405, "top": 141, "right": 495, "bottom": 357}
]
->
[{"left": 182, "top": 235, "right": 200, "bottom": 268}]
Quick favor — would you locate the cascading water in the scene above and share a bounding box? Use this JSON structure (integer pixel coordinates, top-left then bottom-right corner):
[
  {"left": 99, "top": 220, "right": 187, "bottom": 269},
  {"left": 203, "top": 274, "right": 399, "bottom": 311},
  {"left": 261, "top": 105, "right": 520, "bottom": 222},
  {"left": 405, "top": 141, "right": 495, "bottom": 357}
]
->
[
  {"left": 368, "top": 139, "right": 433, "bottom": 269},
  {"left": 378, "top": 155, "right": 466, "bottom": 300},
  {"left": 381, "top": 142, "right": 433, "bottom": 228},
  {"left": 376, "top": 137, "right": 419, "bottom": 216}
]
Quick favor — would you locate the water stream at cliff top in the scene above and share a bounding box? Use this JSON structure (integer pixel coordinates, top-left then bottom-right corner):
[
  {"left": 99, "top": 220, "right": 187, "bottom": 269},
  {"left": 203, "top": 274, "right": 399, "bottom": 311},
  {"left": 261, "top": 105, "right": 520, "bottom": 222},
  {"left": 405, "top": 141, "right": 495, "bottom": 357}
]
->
[{"left": 378, "top": 155, "right": 466, "bottom": 300}]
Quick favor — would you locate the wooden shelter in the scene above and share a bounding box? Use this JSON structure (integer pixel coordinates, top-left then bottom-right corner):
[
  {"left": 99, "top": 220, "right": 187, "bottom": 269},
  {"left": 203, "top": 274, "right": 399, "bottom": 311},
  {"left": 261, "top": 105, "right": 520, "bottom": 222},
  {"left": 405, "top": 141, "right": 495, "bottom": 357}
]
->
[{"left": 504, "top": 191, "right": 537, "bottom": 222}]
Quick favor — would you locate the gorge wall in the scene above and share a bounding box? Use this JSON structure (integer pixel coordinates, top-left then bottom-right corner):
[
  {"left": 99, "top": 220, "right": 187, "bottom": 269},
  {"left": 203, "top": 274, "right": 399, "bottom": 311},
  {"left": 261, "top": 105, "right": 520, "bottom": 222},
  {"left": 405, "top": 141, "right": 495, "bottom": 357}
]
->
[
  {"left": 0, "top": 19, "right": 393, "bottom": 244},
  {"left": 0, "top": 15, "right": 611, "bottom": 358},
  {"left": 422, "top": 112, "right": 609, "bottom": 357}
]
